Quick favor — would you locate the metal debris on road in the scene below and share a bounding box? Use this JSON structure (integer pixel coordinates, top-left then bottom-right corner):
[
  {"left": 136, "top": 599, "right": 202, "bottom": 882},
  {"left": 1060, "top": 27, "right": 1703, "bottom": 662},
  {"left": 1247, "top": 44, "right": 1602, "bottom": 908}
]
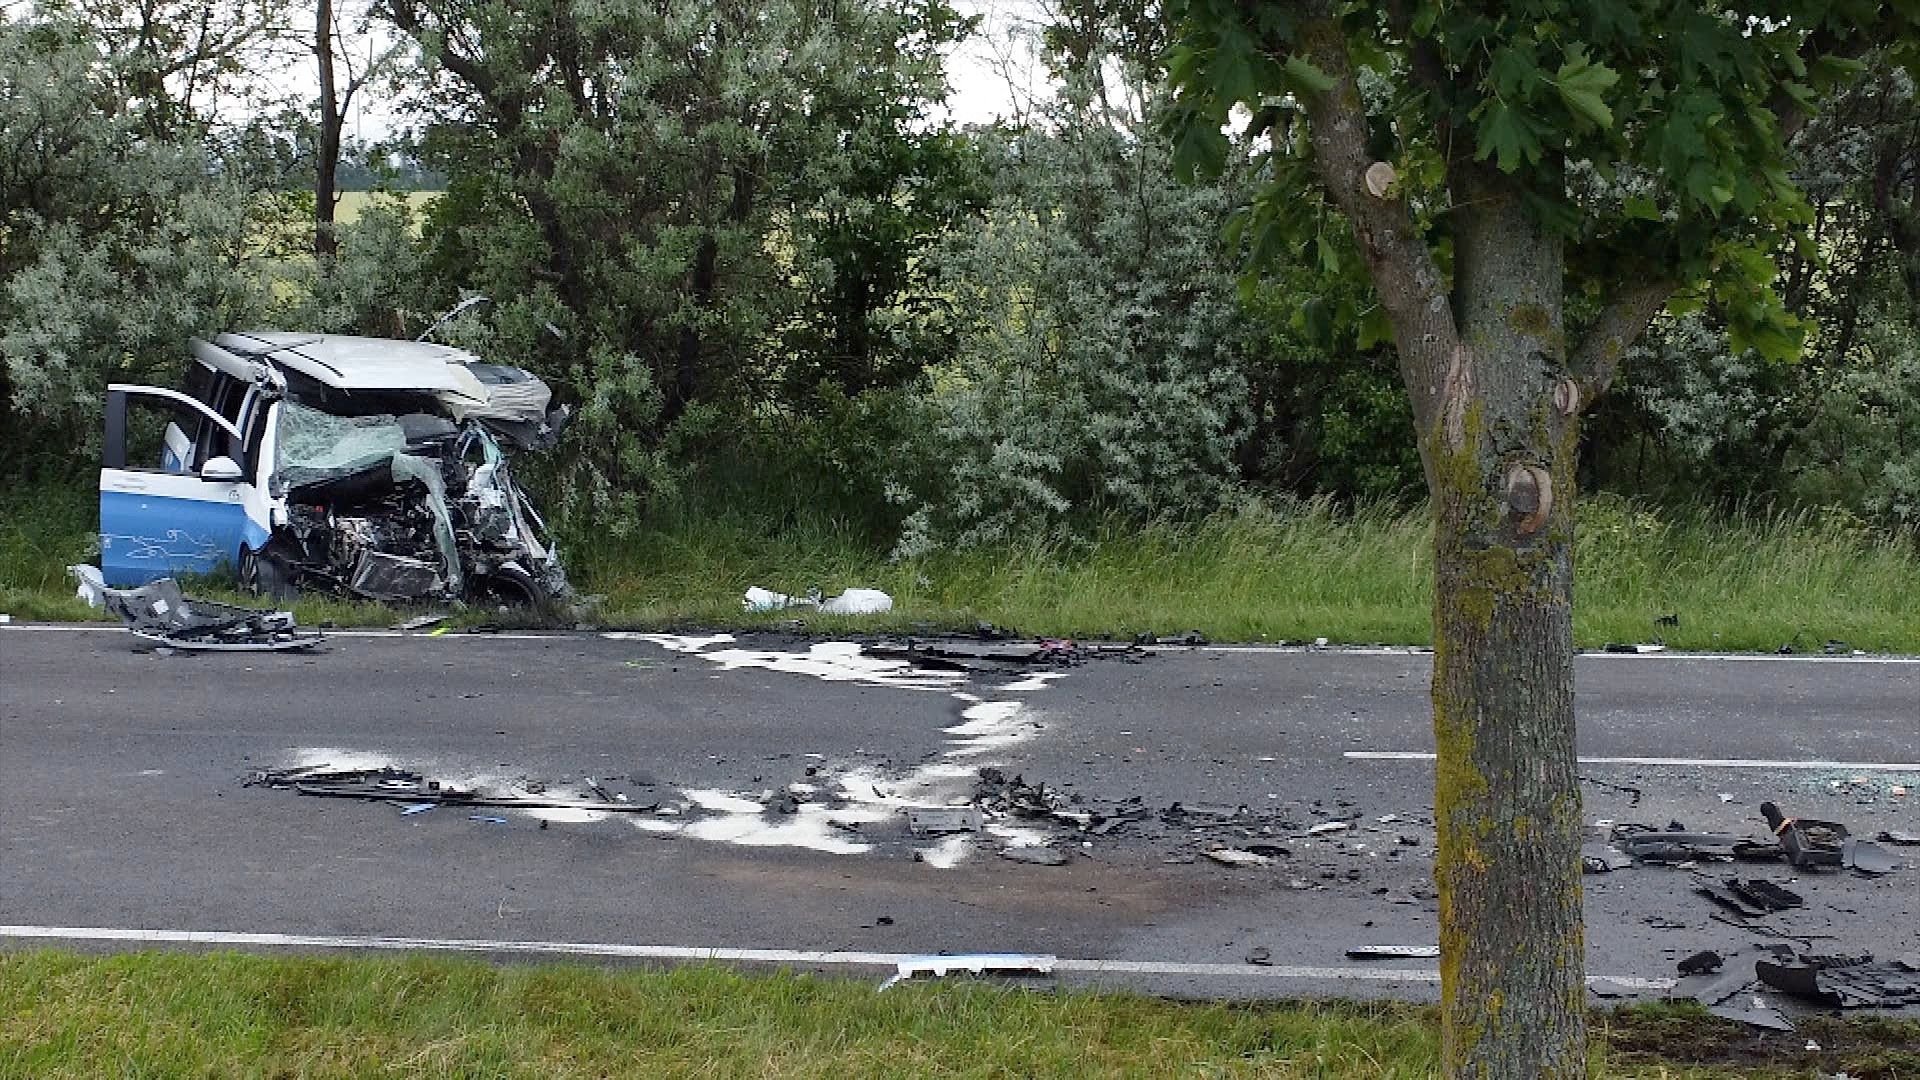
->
[
  {"left": 1246, "top": 946, "right": 1272, "bottom": 966},
  {"left": 247, "top": 766, "right": 661, "bottom": 813},
  {"left": 1757, "top": 956, "right": 1920, "bottom": 1008},
  {"left": 72, "top": 566, "right": 323, "bottom": 651},
  {"left": 905, "top": 807, "right": 984, "bottom": 835}
]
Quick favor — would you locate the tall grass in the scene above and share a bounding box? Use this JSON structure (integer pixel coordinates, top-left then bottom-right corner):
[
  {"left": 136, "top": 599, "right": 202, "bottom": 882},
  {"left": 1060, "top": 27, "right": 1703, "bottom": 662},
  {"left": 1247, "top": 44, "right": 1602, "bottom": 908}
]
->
[
  {"left": 7, "top": 480, "right": 1920, "bottom": 651},
  {"left": 0, "top": 949, "right": 1870, "bottom": 1078}
]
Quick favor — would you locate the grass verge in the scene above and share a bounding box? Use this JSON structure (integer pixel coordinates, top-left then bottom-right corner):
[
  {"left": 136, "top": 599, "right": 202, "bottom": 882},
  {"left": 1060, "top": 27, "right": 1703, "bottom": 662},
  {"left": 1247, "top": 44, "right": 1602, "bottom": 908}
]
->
[
  {"left": 6, "top": 950, "right": 1914, "bottom": 1078},
  {"left": 7, "top": 480, "right": 1920, "bottom": 651}
]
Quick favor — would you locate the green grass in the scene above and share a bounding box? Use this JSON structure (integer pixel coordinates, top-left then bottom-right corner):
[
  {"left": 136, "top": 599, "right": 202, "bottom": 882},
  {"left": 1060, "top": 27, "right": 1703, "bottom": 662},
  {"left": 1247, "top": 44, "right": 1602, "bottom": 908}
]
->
[
  {"left": 4, "top": 950, "right": 1906, "bottom": 1078},
  {"left": 8, "top": 479, "right": 1920, "bottom": 650}
]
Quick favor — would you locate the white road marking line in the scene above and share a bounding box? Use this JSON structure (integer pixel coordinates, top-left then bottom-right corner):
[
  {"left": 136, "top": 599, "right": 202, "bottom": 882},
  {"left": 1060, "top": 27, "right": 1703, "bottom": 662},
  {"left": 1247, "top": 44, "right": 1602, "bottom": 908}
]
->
[
  {"left": 1197, "top": 645, "right": 1920, "bottom": 664},
  {"left": 0, "top": 925, "right": 1672, "bottom": 990},
  {"left": 11, "top": 623, "right": 1920, "bottom": 663},
  {"left": 1348, "top": 751, "right": 1920, "bottom": 771}
]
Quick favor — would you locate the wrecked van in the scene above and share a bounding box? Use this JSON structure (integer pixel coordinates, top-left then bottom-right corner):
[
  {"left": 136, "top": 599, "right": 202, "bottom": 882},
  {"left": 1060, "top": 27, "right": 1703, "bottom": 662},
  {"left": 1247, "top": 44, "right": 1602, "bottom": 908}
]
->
[{"left": 99, "top": 332, "right": 570, "bottom": 608}]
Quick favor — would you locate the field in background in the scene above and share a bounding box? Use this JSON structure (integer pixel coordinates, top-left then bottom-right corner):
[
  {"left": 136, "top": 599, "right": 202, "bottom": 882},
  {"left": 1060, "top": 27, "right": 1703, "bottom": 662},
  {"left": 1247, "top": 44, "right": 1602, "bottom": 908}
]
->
[
  {"left": 5, "top": 482, "right": 1918, "bottom": 652},
  {"left": 3, "top": 950, "right": 1912, "bottom": 1078},
  {"left": 334, "top": 190, "right": 439, "bottom": 226}
]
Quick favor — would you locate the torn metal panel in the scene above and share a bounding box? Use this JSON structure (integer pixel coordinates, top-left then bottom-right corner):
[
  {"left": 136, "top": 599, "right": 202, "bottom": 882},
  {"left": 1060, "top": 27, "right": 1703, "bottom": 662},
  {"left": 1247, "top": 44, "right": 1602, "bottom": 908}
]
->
[
  {"left": 71, "top": 567, "right": 322, "bottom": 651},
  {"left": 905, "top": 807, "right": 984, "bottom": 835}
]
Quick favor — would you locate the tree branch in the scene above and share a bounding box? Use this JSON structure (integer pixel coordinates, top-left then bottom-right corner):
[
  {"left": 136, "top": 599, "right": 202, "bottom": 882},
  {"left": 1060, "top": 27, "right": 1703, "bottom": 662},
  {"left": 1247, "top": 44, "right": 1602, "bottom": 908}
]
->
[
  {"left": 1293, "top": 12, "right": 1458, "bottom": 413},
  {"left": 1569, "top": 279, "right": 1673, "bottom": 407}
]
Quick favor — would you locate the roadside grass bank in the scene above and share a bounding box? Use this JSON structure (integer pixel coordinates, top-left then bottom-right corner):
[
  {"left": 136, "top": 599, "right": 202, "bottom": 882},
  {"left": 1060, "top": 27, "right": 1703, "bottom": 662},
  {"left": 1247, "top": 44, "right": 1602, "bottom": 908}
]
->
[
  {"left": 4, "top": 950, "right": 1913, "bottom": 1078},
  {"left": 6, "top": 481, "right": 1919, "bottom": 651}
]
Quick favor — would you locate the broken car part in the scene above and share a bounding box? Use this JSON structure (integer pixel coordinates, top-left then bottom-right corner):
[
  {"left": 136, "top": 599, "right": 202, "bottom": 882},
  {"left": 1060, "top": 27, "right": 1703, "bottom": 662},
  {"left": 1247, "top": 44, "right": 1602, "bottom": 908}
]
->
[
  {"left": 72, "top": 566, "right": 322, "bottom": 651},
  {"left": 247, "top": 766, "right": 659, "bottom": 813},
  {"left": 879, "top": 954, "right": 1057, "bottom": 991},
  {"left": 904, "top": 807, "right": 984, "bottom": 835},
  {"left": 1756, "top": 956, "right": 1920, "bottom": 1008},
  {"left": 1346, "top": 945, "right": 1441, "bottom": 960},
  {"left": 1761, "top": 801, "right": 1847, "bottom": 868}
]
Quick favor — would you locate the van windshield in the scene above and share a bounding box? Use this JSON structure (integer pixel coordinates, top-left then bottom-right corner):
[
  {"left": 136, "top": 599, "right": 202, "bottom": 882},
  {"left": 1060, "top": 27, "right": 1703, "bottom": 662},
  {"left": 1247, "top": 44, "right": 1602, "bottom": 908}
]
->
[{"left": 275, "top": 402, "right": 455, "bottom": 487}]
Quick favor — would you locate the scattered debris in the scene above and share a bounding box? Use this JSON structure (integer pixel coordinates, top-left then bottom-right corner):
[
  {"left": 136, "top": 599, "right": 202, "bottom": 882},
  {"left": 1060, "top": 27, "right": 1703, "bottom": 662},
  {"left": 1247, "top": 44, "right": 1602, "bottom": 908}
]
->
[
  {"left": 247, "top": 765, "right": 661, "bottom": 813},
  {"left": 879, "top": 953, "right": 1056, "bottom": 990},
  {"left": 72, "top": 567, "right": 323, "bottom": 651},
  {"left": 469, "top": 815, "right": 507, "bottom": 824},
  {"left": 1724, "top": 878, "right": 1805, "bottom": 912},
  {"left": 1709, "top": 995, "right": 1796, "bottom": 1032},
  {"left": 999, "top": 846, "right": 1071, "bottom": 866},
  {"left": 1579, "top": 776, "right": 1644, "bottom": 806},
  {"left": 1246, "top": 946, "right": 1272, "bottom": 966},
  {"left": 1763, "top": 801, "right": 1848, "bottom": 868},
  {"left": 1678, "top": 950, "right": 1725, "bottom": 976},
  {"left": 1876, "top": 830, "right": 1920, "bottom": 846},
  {"left": 1602, "top": 643, "right": 1668, "bottom": 654},
  {"left": 1346, "top": 945, "right": 1440, "bottom": 960},
  {"left": 905, "top": 807, "right": 984, "bottom": 835},
  {"left": 1757, "top": 956, "right": 1920, "bottom": 1008},
  {"left": 1581, "top": 844, "right": 1633, "bottom": 873},
  {"left": 1841, "top": 838, "right": 1903, "bottom": 875},
  {"left": 1305, "top": 821, "right": 1350, "bottom": 836},
  {"left": 1204, "top": 848, "right": 1273, "bottom": 867},
  {"left": 394, "top": 613, "right": 451, "bottom": 631}
]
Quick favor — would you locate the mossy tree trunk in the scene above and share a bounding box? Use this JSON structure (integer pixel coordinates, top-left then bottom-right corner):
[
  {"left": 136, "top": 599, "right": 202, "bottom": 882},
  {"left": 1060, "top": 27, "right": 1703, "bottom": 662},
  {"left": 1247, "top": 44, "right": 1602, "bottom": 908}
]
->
[
  {"left": 1424, "top": 171, "right": 1586, "bottom": 1077},
  {"left": 1292, "top": 30, "right": 1623, "bottom": 1075}
]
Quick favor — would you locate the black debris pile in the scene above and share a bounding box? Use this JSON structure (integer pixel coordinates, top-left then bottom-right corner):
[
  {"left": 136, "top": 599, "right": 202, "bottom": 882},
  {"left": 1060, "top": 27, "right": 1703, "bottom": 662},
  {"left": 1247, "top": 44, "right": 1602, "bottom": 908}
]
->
[
  {"left": 73, "top": 567, "right": 322, "bottom": 652},
  {"left": 871, "top": 638, "right": 1150, "bottom": 674},
  {"left": 972, "top": 767, "right": 1153, "bottom": 835},
  {"left": 1598, "top": 804, "right": 1903, "bottom": 877},
  {"left": 246, "top": 765, "right": 660, "bottom": 813},
  {"left": 1757, "top": 954, "right": 1920, "bottom": 1009},
  {"left": 1761, "top": 800, "right": 1905, "bottom": 875},
  {"left": 1695, "top": 878, "right": 1805, "bottom": 918}
]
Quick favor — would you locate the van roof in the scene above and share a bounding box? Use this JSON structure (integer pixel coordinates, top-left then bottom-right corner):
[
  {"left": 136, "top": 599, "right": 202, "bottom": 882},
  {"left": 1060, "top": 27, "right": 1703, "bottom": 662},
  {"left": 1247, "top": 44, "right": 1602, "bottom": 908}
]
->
[{"left": 206, "top": 332, "right": 490, "bottom": 401}]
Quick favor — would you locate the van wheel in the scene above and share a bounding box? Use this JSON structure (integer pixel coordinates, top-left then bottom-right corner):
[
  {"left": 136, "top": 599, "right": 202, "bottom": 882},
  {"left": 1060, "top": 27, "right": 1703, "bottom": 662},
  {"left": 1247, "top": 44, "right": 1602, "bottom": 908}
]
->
[
  {"left": 239, "top": 546, "right": 297, "bottom": 603},
  {"left": 473, "top": 564, "right": 547, "bottom": 611}
]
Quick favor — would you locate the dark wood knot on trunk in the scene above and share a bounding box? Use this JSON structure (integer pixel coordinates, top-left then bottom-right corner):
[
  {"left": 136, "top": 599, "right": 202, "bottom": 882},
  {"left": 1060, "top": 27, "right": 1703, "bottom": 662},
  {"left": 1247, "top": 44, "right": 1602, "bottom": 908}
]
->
[{"left": 1505, "top": 464, "right": 1553, "bottom": 536}]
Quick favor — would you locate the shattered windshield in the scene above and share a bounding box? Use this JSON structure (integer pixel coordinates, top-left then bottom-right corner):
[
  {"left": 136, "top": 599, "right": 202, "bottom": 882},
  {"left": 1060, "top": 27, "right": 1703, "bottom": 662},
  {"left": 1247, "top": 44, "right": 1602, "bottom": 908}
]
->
[{"left": 276, "top": 401, "right": 454, "bottom": 487}]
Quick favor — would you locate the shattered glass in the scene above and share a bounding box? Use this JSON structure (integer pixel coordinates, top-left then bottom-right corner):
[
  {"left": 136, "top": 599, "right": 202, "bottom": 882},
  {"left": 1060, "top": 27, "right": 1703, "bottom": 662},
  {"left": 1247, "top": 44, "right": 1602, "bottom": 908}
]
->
[{"left": 275, "top": 403, "right": 412, "bottom": 487}]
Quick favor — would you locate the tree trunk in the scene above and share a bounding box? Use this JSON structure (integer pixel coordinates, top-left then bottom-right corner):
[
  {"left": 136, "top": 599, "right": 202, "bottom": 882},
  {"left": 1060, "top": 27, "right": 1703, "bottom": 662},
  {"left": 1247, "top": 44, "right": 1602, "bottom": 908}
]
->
[
  {"left": 1428, "top": 174, "right": 1587, "bottom": 1077},
  {"left": 315, "top": 0, "right": 341, "bottom": 260}
]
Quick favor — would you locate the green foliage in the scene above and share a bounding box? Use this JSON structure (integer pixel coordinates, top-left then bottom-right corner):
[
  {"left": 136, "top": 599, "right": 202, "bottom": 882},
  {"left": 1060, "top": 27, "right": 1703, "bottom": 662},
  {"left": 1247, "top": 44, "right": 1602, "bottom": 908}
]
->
[
  {"left": 1165, "top": 1, "right": 1920, "bottom": 375},
  {"left": 891, "top": 121, "right": 1256, "bottom": 553},
  {"left": 0, "top": 15, "right": 282, "bottom": 475},
  {"left": 389, "top": 0, "right": 975, "bottom": 533}
]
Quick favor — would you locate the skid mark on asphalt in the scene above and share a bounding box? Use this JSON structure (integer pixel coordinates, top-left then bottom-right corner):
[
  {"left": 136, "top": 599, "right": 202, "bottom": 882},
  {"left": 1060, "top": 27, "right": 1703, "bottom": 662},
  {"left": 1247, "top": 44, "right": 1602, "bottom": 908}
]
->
[{"left": 0, "top": 924, "right": 1676, "bottom": 991}]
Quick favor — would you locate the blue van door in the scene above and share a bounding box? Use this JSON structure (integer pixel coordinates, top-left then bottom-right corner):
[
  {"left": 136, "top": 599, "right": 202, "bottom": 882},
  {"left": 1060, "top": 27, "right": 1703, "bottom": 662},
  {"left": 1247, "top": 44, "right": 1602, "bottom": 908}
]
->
[{"left": 98, "top": 385, "right": 254, "bottom": 586}]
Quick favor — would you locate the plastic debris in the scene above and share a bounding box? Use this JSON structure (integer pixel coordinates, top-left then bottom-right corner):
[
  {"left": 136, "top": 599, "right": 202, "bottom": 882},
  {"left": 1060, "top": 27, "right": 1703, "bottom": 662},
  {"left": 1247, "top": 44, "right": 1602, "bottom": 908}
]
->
[
  {"left": 879, "top": 953, "right": 1056, "bottom": 990},
  {"left": 1204, "top": 848, "right": 1272, "bottom": 867},
  {"left": 71, "top": 566, "right": 322, "bottom": 651},
  {"left": 742, "top": 585, "right": 893, "bottom": 615},
  {"left": 1346, "top": 945, "right": 1440, "bottom": 959}
]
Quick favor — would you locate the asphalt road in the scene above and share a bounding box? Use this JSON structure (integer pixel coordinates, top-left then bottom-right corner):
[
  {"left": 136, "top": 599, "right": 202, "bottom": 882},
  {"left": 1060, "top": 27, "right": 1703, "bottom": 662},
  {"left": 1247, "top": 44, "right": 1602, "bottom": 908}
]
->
[{"left": 2, "top": 624, "right": 1916, "bottom": 999}]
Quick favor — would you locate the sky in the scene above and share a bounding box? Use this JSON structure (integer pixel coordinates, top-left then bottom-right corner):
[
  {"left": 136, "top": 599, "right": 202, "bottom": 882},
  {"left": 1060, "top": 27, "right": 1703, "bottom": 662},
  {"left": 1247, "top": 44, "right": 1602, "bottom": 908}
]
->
[{"left": 327, "top": 0, "right": 1049, "bottom": 145}]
